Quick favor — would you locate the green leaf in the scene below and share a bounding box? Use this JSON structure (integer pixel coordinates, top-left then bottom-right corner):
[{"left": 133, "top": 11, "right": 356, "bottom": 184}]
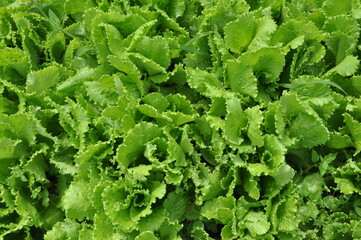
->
[
  {"left": 159, "top": 219, "right": 183, "bottom": 239},
  {"left": 65, "top": 0, "right": 89, "bottom": 14},
  {"left": 0, "top": 113, "right": 53, "bottom": 145},
  {"left": 224, "top": 13, "right": 255, "bottom": 53},
  {"left": 93, "top": 212, "right": 117, "bottom": 240},
  {"left": 84, "top": 75, "right": 120, "bottom": 107},
  {"left": 164, "top": 191, "right": 188, "bottom": 222},
  {"left": 102, "top": 183, "right": 135, "bottom": 231},
  {"left": 62, "top": 179, "right": 96, "bottom": 220},
  {"left": 57, "top": 67, "right": 95, "bottom": 93},
  {"left": 323, "top": 0, "right": 352, "bottom": 16},
  {"left": 243, "top": 211, "right": 271, "bottom": 236},
  {"left": 271, "top": 164, "right": 295, "bottom": 187},
  {"left": 224, "top": 97, "right": 248, "bottom": 145},
  {"left": 128, "top": 53, "right": 167, "bottom": 80},
  {"left": 44, "top": 220, "right": 81, "bottom": 240},
  {"left": 24, "top": 148, "right": 49, "bottom": 182},
  {"left": 167, "top": 137, "right": 187, "bottom": 166},
  {"left": 280, "top": 77, "right": 347, "bottom": 96},
  {"left": 143, "top": 92, "right": 169, "bottom": 112},
  {"left": 48, "top": 31, "right": 66, "bottom": 61},
  {"left": 243, "top": 174, "right": 260, "bottom": 200},
  {"left": 26, "top": 66, "right": 62, "bottom": 93},
  {"left": 187, "top": 68, "right": 223, "bottom": 94},
  {"left": 138, "top": 208, "right": 166, "bottom": 232},
  {"left": 201, "top": 196, "right": 235, "bottom": 223},
  {"left": 191, "top": 226, "right": 211, "bottom": 240},
  {"left": 334, "top": 178, "right": 360, "bottom": 194},
  {"left": 245, "top": 106, "right": 264, "bottom": 147},
  {"left": 280, "top": 94, "right": 330, "bottom": 148},
  {"left": 325, "top": 32, "right": 357, "bottom": 65},
  {"left": 263, "top": 134, "right": 287, "bottom": 169},
  {"left": 15, "top": 193, "right": 42, "bottom": 226},
  {"left": 289, "top": 111, "right": 330, "bottom": 148},
  {"left": 334, "top": 55, "right": 359, "bottom": 76},
  {"left": 238, "top": 47, "right": 285, "bottom": 83},
  {"left": 167, "top": 0, "right": 186, "bottom": 18},
  {"left": 0, "top": 139, "right": 25, "bottom": 183},
  {"left": 272, "top": 20, "right": 324, "bottom": 47},
  {"left": 277, "top": 197, "right": 300, "bottom": 231},
  {"left": 50, "top": 141, "right": 78, "bottom": 175},
  {"left": 116, "top": 122, "right": 164, "bottom": 168},
  {"left": 248, "top": 17, "right": 277, "bottom": 51},
  {"left": 108, "top": 55, "right": 144, "bottom": 95},
  {"left": 300, "top": 173, "right": 324, "bottom": 201},
  {"left": 103, "top": 23, "right": 125, "bottom": 56},
  {"left": 344, "top": 113, "right": 361, "bottom": 155},
  {"left": 134, "top": 36, "right": 171, "bottom": 68},
  {"left": 226, "top": 59, "right": 258, "bottom": 98},
  {"left": 0, "top": 138, "right": 24, "bottom": 160},
  {"left": 0, "top": 48, "right": 29, "bottom": 77},
  {"left": 135, "top": 231, "right": 158, "bottom": 240}
]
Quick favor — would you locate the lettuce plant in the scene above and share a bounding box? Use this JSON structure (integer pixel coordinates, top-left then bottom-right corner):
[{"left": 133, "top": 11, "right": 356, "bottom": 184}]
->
[{"left": 0, "top": 0, "right": 360, "bottom": 239}]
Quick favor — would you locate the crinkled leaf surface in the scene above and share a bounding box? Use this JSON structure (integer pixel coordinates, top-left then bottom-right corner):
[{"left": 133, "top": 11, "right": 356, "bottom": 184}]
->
[{"left": 0, "top": 0, "right": 360, "bottom": 239}]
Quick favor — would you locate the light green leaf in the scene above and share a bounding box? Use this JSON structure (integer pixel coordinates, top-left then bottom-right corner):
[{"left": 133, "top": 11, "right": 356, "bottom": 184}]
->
[
  {"left": 248, "top": 17, "right": 277, "bottom": 51},
  {"left": 187, "top": 68, "right": 223, "bottom": 94},
  {"left": 325, "top": 32, "right": 357, "bottom": 65},
  {"left": 44, "top": 220, "right": 81, "bottom": 240},
  {"left": 159, "top": 219, "right": 183, "bottom": 239},
  {"left": 135, "top": 231, "right": 158, "bottom": 240},
  {"left": 84, "top": 76, "right": 120, "bottom": 107},
  {"left": 24, "top": 148, "right": 49, "bottom": 182},
  {"left": 277, "top": 197, "right": 300, "bottom": 231},
  {"left": 168, "top": 0, "right": 186, "bottom": 18},
  {"left": 138, "top": 208, "right": 166, "bottom": 232},
  {"left": 263, "top": 134, "right": 287, "bottom": 169},
  {"left": 15, "top": 193, "right": 42, "bottom": 226},
  {"left": 243, "top": 211, "right": 270, "bottom": 236},
  {"left": 244, "top": 175, "right": 260, "bottom": 200},
  {"left": 167, "top": 137, "right": 187, "bottom": 166},
  {"left": 224, "top": 97, "right": 248, "bottom": 145},
  {"left": 102, "top": 184, "right": 135, "bottom": 231},
  {"left": 164, "top": 191, "right": 188, "bottom": 222},
  {"left": 300, "top": 173, "right": 324, "bottom": 201},
  {"left": 224, "top": 13, "right": 255, "bottom": 53},
  {"left": 272, "top": 20, "right": 324, "bottom": 47},
  {"left": 62, "top": 179, "right": 96, "bottom": 220},
  {"left": 334, "top": 178, "right": 360, "bottom": 194},
  {"left": 0, "top": 113, "right": 52, "bottom": 145},
  {"left": 116, "top": 122, "right": 164, "bottom": 168},
  {"left": 134, "top": 36, "right": 170, "bottom": 68},
  {"left": 201, "top": 196, "right": 235, "bottom": 223},
  {"left": 143, "top": 92, "right": 169, "bottom": 112},
  {"left": 226, "top": 60, "right": 258, "bottom": 98},
  {"left": 238, "top": 47, "right": 285, "bottom": 83},
  {"left": 271, "top": 164, "right": 295, "bottom": 187},
  {"left": 57, "top": 67, "right": 95, "bottom": 93},
  {"left": 334, "top": 55, "right": 359, "bottom": 76},
  {"left": 0, "top": 138, "right": 24, "bottom": 160},
  {"left": 289, "top": 111, "right": 330, "bottom": 148},
  {"left": 245, "top": 106, "right": 264, "bottom": 146},
  {"left": 323, "top": 0, "right": 352, "bottom": 16},
  {"left": 128, "top": 52, "right": 167, "bottom": 79},
  {"left": 26, "top": 66, "right": 62, "bottom": 93},
  {"left": 344, "top": 113, "right": 361, "bottom": 155},
  {"left": 103, "top": 23, "right": 125, "bottom": 56},
  {"left": 280, "top": 94, "right": 330, "bottom": 148},
  {"left": 163, "top": 111, "right": 195, "bottom": 126}
]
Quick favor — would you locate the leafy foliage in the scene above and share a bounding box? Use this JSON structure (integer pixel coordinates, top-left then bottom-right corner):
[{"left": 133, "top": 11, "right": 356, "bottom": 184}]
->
[{"left": 0, "top": 0, "right": 360, "bottom": 239}]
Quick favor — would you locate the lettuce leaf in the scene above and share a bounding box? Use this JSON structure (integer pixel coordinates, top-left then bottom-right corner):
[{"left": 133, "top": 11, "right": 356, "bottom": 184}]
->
[{"left": 1, "top": 0, "right": 360, "bottom": 239}]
